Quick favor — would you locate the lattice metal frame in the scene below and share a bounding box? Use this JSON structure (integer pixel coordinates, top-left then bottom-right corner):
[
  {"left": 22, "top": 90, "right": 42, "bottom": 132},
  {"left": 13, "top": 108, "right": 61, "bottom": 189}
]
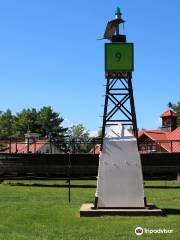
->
[{"left": 101, "top": 72, "right": 138, "bottom": 147}]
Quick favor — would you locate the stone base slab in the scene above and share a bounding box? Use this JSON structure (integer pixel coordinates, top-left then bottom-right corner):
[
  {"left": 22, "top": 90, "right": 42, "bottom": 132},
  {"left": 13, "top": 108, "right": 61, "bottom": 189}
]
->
[{"left": 80, "top": 203, "right": 163, "bottom": 217}]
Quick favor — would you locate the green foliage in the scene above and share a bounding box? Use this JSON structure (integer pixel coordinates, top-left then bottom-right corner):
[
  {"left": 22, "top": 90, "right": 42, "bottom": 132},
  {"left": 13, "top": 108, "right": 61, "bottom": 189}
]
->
[
  {"left": 68, "top": 124, "right": 92, "bottom": 153},
  {"left": 0, "top": 109, "right": 14, "bottom": 138},
  {"left": 13, "top": 108, "right": 40, "bottom": 137},
  {"left": 68, "top": 123, "right": 89, "bottom": 139},
  {"left": 168, "top": 101, "right": 180, "bottom": 127},
  {"left": 38, "top": 106, "right": 67, "bottom": 138},
  {"left": 0, "top": 106, "right": 67, "bottom": 139}
]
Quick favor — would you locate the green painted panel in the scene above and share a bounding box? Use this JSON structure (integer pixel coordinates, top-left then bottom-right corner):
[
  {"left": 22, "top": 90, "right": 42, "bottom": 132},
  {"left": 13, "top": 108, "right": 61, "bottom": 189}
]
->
[{"left": 105, "top": 43, "right": 134, "bottom": 72}]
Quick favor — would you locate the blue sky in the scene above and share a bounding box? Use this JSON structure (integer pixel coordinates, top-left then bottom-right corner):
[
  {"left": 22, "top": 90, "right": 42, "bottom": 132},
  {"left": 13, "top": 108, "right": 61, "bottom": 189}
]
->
[{"left": 0, "top": 0, "right": 180, "bottom": 132}]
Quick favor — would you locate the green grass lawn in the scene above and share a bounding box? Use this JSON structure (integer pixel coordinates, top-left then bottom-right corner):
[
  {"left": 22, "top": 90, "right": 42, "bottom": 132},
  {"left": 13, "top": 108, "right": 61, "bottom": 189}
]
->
[{"left": 0, "top": 180, "right": 180, "bottom": 240}]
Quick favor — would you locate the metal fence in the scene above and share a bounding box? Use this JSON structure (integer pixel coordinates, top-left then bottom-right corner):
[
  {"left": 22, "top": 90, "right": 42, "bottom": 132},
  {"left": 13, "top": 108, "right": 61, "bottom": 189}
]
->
[
  {"left": 1, "top": 138, "right": 180, "bottom": 154},
  {"left": 139, "top": 140, "right": 180, "bottom": 153},
  {"left": 0, "top": 152, "right": 180, "bottom": 180},
  {"left": 0, "top": 137, "right": 101, "bottom": 154}
]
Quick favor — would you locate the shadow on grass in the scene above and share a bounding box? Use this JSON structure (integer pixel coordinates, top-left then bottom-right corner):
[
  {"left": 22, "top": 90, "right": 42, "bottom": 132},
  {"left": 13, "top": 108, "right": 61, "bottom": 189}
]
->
[
  {"left": 162, "top": 208, "right": 180, "bottom": 215},
  {"left": 3, "top": 182, "right": 96, "bottom": 188},
  {"left": 3, "top": 183, "right": 180, "bottom": 189},
  {"left": 145, "top": 186, "right": 180, "bottom": 189}
]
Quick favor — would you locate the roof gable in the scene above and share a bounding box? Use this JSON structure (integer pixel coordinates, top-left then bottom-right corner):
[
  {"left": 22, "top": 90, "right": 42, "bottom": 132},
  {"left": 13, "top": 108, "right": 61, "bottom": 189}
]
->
[
  {"left": 160, "top": 109, "right": 177, "bottom": 118},
  {"left": 139, "top": 128, "right": 180, "bottom": 152}
]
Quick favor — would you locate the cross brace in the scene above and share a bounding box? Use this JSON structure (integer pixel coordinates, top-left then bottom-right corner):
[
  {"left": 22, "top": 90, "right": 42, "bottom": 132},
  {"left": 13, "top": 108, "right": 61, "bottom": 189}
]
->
[{"left": 101, "top": 72, "right": 138, "bottom": 148}]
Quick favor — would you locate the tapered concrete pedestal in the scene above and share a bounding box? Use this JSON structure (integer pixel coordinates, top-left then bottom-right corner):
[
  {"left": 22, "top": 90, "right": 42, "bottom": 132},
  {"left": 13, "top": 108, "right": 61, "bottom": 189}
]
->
[
  {"left": 80, "top": 203, "right": 163, "bottom": 217},
  {"left": 80, "top": 125, "right": 162, "bottom": 217},
  {"left": 95, "top": 126, "right": 145, "bottom": 208}
]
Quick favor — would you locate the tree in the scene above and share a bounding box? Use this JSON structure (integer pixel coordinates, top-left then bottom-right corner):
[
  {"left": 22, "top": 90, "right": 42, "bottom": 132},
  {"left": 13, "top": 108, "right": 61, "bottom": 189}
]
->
[
  {"left": 169, "top": 102, "right": 180, "bottom": 127},
  {"left": 13, "top": 108, "right": 40, "bottom": 137},
  {"left": 0, "top": 109, "right": 14, "bottom": 138},
  {"left": 12, "top": 106, "right": 67, "bottom": 138},
  {"left": 68, "top": 124, "right": 91, "bottom": 153},
  {"left": 37, "top": 106, "right": 67, "bottom": 138},
  {"left": 68, "top": 124, "right": 89, "bottom": 139}
]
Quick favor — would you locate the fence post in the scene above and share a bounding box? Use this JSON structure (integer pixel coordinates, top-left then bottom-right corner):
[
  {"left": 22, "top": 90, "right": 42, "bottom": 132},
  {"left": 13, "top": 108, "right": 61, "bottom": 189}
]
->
[
  {"left": 9, "top": 138, "right": 11, "bottom": 154},
  {"left": 15, "top": 139, "right": 18, "bottom": 153},
  {"left": 93, "top": 138, "right": 95, "bottom": 154},
  {"left": 27, "top": 137, "right": 29, "bottom": 153},
  {"left": 170, "top": 141, "right": 173, "bottom": 152},
  {"left": 50, "top": 138, "right": 52, "bottom": 154},
  {"left": 68, "top": 153, "right": 71, "bottom": 203}
]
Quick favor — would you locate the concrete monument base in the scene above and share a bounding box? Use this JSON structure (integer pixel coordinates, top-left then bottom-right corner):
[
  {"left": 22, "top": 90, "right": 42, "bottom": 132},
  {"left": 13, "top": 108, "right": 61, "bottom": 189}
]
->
[
  {"left": 95, "top": 125, "right": 145, "bottom": 208},
  {"left": 80, "top": 203, "right": 163, "bottom": 217}
]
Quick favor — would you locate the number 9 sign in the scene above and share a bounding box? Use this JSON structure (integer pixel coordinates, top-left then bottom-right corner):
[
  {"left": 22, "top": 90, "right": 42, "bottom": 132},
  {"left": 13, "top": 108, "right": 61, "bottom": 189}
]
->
[
  {"left": 105, "top": 43, "right": 134, "bottom": 72},
  {"left": 115, "top": 52, "right": 122, "bottom": 62}
]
